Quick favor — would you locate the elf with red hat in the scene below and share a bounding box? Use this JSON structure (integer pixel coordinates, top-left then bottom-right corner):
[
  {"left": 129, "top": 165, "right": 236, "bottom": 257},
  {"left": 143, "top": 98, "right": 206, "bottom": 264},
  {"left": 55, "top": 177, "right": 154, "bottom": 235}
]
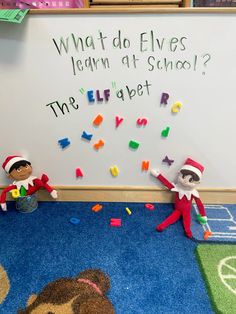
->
[
  {"left": 0, "top": 155, "right": 58, "bottom": 211},
  {"left": 151, "top": 158, "right": 207, "bottom": 238}
]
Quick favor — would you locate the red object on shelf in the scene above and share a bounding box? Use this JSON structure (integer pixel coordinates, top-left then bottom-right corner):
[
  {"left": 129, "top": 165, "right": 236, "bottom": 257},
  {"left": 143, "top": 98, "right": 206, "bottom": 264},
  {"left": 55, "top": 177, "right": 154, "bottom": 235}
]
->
[{"left": 0, "top": 0, "right": 85, "bottom": 9}]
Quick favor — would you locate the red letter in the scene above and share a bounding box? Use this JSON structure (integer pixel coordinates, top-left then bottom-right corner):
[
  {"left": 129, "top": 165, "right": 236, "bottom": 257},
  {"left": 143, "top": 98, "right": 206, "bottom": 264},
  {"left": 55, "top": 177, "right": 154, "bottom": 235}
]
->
[
  {"left": 115, "top": 116, "right": 124, "bottom": 128},
  {"left": 137, "top": 118, "right": 148, "bottom": 126}
]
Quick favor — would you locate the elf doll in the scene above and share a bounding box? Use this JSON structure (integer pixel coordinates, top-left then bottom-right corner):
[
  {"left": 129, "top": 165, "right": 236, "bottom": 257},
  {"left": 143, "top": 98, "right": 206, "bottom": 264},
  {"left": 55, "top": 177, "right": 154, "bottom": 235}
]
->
[
  {"left": 0, "top": 155, "right": 58, "bottom": 211},
  {"left": 151, "top": 157, "right": 207, "bottom": 238}
]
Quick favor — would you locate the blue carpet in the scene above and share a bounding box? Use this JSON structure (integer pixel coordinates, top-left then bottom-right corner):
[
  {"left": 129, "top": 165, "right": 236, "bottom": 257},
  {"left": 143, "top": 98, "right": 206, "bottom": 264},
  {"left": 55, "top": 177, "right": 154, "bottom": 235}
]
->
[
  {"left": 191, "top": 204, "right": 236, "bottom": 243},
  {"left": 0, "top": 202, "right": 213, "bottom": 314}
]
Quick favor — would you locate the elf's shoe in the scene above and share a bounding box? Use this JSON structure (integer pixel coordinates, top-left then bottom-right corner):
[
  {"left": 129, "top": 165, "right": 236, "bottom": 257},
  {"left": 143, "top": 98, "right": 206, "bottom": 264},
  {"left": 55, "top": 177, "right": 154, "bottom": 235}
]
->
[
  {"left": 185, "top": 230, "right": 193, "bottom": 238},
  {"left": 156, "top": 225, "right": 164, "bottom": 232}
]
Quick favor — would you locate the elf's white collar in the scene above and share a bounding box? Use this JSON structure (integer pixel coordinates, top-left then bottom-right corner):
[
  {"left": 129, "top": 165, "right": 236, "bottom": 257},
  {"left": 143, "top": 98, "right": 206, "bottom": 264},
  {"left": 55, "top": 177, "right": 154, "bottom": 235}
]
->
[
  {"left": 171, "top": 183, "right": 199, "bottom": 200},
  {"left": 13, "top": 176, "right": 37, "bottom": 190}
]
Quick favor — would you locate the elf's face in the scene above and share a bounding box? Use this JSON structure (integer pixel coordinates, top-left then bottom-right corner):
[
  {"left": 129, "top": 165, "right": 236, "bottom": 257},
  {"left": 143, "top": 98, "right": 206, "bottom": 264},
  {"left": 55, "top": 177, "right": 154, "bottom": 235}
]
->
[
  {"left": 177, "top": 172, "right": 199, "bottom": 190},
  {"left": 9, "top": 164, "right": 33, "bottom": 181}
]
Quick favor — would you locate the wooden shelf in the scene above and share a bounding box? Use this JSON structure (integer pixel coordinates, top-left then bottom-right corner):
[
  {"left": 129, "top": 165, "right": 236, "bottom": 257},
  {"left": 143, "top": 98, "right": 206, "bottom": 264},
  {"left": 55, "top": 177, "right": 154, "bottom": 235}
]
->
[
  {"left": 29, "top": 7, "right": 236, "bottom": 12},
  {"left": 90, "top": 0, "right": 181, "bottom": 3}
]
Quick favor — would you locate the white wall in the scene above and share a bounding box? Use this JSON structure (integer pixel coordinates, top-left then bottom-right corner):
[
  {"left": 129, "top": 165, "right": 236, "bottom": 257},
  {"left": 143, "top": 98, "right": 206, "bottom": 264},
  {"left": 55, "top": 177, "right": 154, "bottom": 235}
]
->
[{"left": 0, "top": 14, "right": 236, "bottom": 187}]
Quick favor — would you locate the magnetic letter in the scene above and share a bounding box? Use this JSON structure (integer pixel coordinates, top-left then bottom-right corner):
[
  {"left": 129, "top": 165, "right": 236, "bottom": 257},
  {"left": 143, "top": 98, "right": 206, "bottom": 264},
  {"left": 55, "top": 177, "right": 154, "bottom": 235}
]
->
[
  {"left": 104, "top": 89, "right": 110, "bottom": 101},
  {"left": 160, "top": 92, "right": 169, "bottom": 105},
  {"left": 93, "top": 114, "right": 103, "bottom": 126},
  {"left": 93, "top": 139, "right": 105, "bottom": 150},
  {"left": 58, "top": 138, "right": 70, "bottom": 149},
  {"left": 171, "top": 101, "right": 182, "bottom": 113},
  {"left": 76, "top": 168, "right": 83, "bottom": 177},
  {"left": 87, "top": 90, "right": 95, "bottom": 103},
  {"left": 81, "top": 131, "right": 93, "bottom": 141},
  {"left": 142, "top": 161, "right": 150, "bottom": 171},
  {"left": 129, "top": 140, "right": 140, "bottom": 150},
  {"left": 115, "top": 116, "right": 124, "bottom": 128},
  {"left": 110, "top": 165, "right": 119, "bottom": 177},
  {"left": 96, "top": 90, "right": 103, "bottom": 102},
  {"left": 137, "top": 118, "right": 148, "bottom": 126}
]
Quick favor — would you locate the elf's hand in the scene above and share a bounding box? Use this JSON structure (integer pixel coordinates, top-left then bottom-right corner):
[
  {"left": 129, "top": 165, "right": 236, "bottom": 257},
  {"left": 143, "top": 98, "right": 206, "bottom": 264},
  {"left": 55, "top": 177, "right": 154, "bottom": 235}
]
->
[
  {"left": 150, "top": 169, "right": 160, "bottom": 178},
  {"left": 197, "top": 214, "right": 207, "bottom": 224},
  {"left": 50, "top": 190, "right": 58, "bottom": 199},
  {"left": 1, "top": 203, "right": 7, "bottom": 211}
]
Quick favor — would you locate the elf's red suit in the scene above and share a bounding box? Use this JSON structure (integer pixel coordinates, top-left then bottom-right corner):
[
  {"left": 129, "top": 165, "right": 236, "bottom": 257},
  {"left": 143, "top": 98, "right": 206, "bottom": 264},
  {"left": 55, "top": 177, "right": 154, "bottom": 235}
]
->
[
  {"left": 0, "top": 174, "right": 54, "bottom": 206},
  {"left": 0, "top": 155, "right": 57, "bottom": 211},
  {"left": 153, "top": 172, "right": 206, "bottom": 238}
]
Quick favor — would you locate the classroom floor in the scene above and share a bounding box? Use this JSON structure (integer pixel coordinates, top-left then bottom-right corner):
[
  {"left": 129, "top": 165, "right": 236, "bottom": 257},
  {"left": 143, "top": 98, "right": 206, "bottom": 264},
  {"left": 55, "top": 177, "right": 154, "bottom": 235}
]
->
[{"left": 0, "top": 201, "right": 231, "bottom": 313}]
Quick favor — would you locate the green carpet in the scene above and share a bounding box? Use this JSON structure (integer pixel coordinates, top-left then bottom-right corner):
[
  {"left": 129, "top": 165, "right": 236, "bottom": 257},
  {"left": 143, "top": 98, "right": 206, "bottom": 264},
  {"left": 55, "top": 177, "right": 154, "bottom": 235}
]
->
[{"left": 196, "top": 244, "right": 236, "bottom": 314}]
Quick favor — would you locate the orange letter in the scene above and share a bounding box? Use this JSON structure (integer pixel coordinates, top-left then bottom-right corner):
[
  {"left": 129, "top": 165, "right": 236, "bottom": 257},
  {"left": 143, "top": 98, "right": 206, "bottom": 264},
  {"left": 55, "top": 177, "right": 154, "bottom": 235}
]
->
[{"left": 142, "top": 161, "right": 150, "bottom": 171}]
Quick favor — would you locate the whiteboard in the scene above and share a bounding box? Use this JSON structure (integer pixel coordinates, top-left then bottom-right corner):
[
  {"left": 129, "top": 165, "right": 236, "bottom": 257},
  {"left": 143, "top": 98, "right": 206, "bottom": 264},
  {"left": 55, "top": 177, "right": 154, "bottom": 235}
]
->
[{"left": 0, "top": 13, "right": 236, "bottom": 188}]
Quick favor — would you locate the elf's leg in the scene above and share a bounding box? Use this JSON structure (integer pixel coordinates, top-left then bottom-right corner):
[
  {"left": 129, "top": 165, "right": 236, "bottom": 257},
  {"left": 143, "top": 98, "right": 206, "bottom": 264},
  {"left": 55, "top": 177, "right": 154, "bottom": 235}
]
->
[
  {"left": 182, "top": 210, "right": 192, "bottom": 238},
  {"left": 156, "top": 209, "right": 181, "bottom": 232}
]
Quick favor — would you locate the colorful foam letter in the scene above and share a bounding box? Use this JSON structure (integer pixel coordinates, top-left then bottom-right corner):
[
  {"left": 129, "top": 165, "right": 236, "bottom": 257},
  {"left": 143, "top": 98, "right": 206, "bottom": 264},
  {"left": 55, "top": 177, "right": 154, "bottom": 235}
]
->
[
  {"left": 20, "top": 186, "right": 27, "bottom": 196},
  {"left": 11, "top": 189, "right": 20, "bottom": 198},
  {"left": 137, "top": 118, "right": 148, "bottom": 126},
  {"left": 142, "top": 161, "right": 150, "bottom": 171},
  {"left": 129, "top": 140, "right": 140, "bottom": 149},
  {"left": 81, "top": 131, "right": 93, "bottom": 141},
  {"left": 58, "top": 138, "right": 71, "bottom": 149},
  {"left": 125, "top": 207, "right": 132, "bottom": 215},
  {"left": 160, "top": 92, "right": 169, "bottom": 105},
  {"left": 110, "top": 165, "right": 119, "bottom": 177},
  {"left": 70, "top": 217, "right": 80, "bottom": 225},
  {"left": 162, "top": 156, "right": 174, "bottom": 166},
  {"left": 110, "top": 218, "right": 122, "bottom": 227},
  {"left": 161, "top": 127, "right": 170, "bottom": 138},
  {"left": 115, "top": 116, "right": 124, "bottom": 128},
  {"left": 104, "top": 89, "right": 110, "bottom": 101},
  {"left": 204, "top": 231, "right": 212, "bottom": 240},
  {"left": 93, "top": 114, "right": 103, "bottom": 126},
  {"left": 171, "top": 101, "right": 182, "bottom": 113},
  {"left": 92, "top": 204, "right": 103, "bottom": 212},
  {"left": 76, "top": 168, "right": 83, "bottom": 177},
  {"left": 96, "top": 90, "right": 103, "bottom": 102},
  {"left": 87, "top": 90, "right": 95, "bottom": 103},
  {"left": 93, "top": 139, "right": 105, "bottom": 150},
  {"left": 145, "top": 203, "right": 155, "bottom": 210}
]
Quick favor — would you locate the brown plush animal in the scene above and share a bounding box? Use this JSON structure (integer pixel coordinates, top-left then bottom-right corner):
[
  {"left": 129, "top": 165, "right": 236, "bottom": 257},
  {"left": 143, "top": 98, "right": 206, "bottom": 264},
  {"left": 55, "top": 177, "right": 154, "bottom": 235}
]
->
[{"left": 18, "top": 269, "right": 115, "bottom": 314}]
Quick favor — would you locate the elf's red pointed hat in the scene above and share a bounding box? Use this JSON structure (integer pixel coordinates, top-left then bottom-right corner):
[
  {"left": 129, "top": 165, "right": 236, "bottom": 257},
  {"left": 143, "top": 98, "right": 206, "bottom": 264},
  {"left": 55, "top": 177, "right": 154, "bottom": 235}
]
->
[
  {"left": 2, "top": 155, "right": 27, "bottom": 173},
  {"left": 181, "top": 158, "right": 204, "bottom": 179}
]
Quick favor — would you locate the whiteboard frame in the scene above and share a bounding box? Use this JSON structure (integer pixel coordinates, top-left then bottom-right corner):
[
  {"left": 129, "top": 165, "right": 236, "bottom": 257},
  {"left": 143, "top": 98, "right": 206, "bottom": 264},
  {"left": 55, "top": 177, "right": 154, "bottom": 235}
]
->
[{"left": 1, "top": 11, "right": 236, "bottom": 192}]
